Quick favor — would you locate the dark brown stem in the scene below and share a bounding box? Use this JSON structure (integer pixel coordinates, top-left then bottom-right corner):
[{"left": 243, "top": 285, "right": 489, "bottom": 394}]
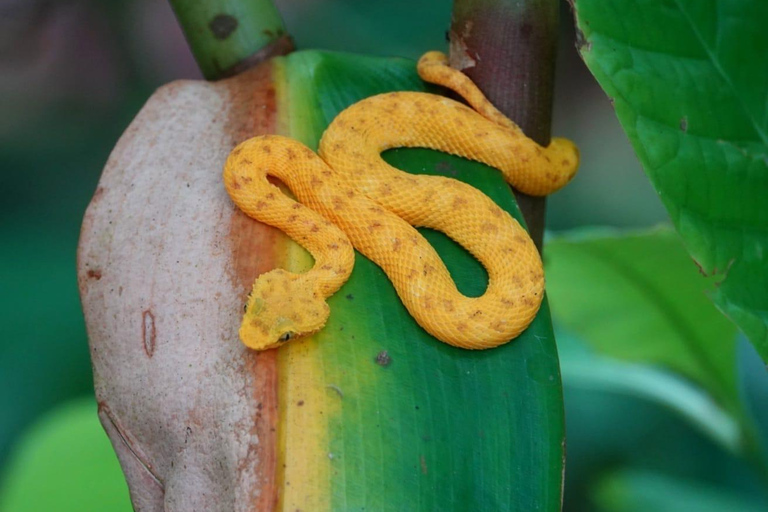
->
[{"left": 449, "top": 0, "right": 559, "bottom": 250}]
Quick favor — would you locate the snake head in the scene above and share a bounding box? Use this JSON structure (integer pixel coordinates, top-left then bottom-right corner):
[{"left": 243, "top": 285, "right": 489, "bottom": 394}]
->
[{"left": 239, "top": 269, "right": 330, "bottom": 351}]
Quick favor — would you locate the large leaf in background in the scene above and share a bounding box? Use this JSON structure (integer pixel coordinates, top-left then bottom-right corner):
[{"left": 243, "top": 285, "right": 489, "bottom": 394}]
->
[
  {"left": 571, "top": 0, "right": 768, "bottom": 362},
  {"left": 558, "top": 336, "right": 742, "bottom": 454},
  {"left": 0, "top": 398, "right": 131, "bottom": 512},
  {"left": 544, "top": 228, "right": 766, "bottom": 458},
  {"left": 271, "top": 51, "right": 564, "bottom": 511},
  {"left": 546, "top": 228, "right": 738, "bottom": 410},
  {"left": 546, "top": 228, "right": 768, "bottom": 503},
  {"left": 592, "top": 469, "right": 768, "bottom": 512}
]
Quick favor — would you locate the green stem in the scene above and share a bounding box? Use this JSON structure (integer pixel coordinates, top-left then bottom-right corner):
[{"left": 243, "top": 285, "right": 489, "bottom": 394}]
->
[
  {"left": 169, "top": 0, "right": 293, "bottom": 80},
  {"left": 450, "top": 0, "right": 559, "bottom": 250}
]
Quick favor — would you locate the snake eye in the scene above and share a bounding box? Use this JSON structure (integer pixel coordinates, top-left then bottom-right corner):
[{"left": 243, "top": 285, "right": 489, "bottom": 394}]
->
[{"left": 278, "top": 332, "right": 294, "bottom": 343}]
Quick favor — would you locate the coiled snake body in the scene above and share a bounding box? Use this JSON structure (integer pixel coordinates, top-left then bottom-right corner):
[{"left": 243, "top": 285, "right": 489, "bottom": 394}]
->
[{"left": 224, "top": 52, "right": 578, "bottom": 351}]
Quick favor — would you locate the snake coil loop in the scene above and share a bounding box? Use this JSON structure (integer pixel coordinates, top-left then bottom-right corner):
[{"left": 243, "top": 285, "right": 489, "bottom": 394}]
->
[{"left": 223, "top": 51, "right": 578, "bottom": 350}]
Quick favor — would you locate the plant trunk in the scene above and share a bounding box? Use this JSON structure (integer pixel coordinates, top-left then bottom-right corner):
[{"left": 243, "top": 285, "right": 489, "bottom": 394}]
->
[{"left": 450, "top": 0, "right": 559, "bottom": 250}]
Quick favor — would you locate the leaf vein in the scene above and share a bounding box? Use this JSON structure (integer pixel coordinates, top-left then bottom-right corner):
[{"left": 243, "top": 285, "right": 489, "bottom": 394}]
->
[{"left": 672, "top": 0, "right": 768, "bottom": 147}]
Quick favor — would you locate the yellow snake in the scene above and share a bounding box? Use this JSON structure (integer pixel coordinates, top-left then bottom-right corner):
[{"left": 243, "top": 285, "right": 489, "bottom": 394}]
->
[{"left": 224, "top": 51, "right": 578, "bottom": 351}]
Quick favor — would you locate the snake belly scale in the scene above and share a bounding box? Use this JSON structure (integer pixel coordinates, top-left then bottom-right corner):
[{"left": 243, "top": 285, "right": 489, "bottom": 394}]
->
[{"left": 224, "top": 51, "right": 578, "bottom": 351}]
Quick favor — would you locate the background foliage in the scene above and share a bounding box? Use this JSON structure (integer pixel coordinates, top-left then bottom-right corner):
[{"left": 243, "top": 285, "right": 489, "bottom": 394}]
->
[
  {"left": 574, "top": 0, "right": 768, "bottom": 362},
  {"left": 0, "top": 0, "right": 764, "bottom": 510}
]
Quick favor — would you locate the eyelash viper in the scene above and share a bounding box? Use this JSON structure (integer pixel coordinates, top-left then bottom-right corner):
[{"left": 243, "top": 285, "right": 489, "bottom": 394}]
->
[{"left": 223, "top": 51, "right": 579, "bottom": 351}]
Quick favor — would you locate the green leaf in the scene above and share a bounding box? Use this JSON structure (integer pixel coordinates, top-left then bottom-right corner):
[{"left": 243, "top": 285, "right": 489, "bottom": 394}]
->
[
  {"left": 592, "top": 469, "right": 768, "bottom": 512},
  {"left": 560, "top": 345, "right": 742, "bottom": 453},
  {"left": 276, "top": 51, "right": 565, "bottom": 510},
  {"left": 560, "top": 350, "right": 768, "bottom": 509},
  {"left": 545, "top": 228, "right": 739, "bottom": 411},
  {"left": 0, "top": 398, "right": 131, "bottom": 512},
  {"left": 572, "top": 0, "right": 768, "bottom": 362},
  {"left": 546, "top": 228, "right": 768, "bottom": 478}
]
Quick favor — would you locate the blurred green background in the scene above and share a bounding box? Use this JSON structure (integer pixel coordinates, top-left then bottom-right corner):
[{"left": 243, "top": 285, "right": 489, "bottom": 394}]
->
[{"left": 1, "top": 0, "right": 764, "bottom": 511}]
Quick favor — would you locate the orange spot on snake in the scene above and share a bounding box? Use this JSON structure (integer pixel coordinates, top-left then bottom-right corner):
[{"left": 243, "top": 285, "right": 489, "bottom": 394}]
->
[{"left": 453, "top": 196, "right": 469, "bottom": 208}]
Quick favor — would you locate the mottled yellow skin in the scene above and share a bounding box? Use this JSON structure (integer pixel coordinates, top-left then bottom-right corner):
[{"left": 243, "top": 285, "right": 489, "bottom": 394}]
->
[{"left": 224, "top": 51, "right": 579, "bottom": 350}]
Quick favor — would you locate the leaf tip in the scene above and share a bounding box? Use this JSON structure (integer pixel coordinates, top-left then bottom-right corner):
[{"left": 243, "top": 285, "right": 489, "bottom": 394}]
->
[
  {"left": 575, "top": 28, "right": 591, "bottom": 54},
  {"left": 569, "top": 1, "right": 592, "bottom": 54}
]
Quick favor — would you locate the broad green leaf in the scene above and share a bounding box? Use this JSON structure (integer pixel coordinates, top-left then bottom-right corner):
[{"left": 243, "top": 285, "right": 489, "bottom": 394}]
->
[
  {"left": 560, "top": 351, "right": 768, "bottom": 510},
  {"left": 273, "top": 51, "right": 565, "bottom": 510},
  {"left": 560, "top": 343, "right": 742, "bottom": 453},
  {"left": 592, "top": 469, "right": 768, "bottom": 512},
  {"left": 0, "top": 398, "right": 131, "bottom": 512},
  {"left": 545, "top": 228, "right": 740, "bottom": 413},
  {"left": 572, "top": 0, "right": 768, "bottom": 362},
  {"left": 546, "top": 229, "right": 768, "bottom": 487}
]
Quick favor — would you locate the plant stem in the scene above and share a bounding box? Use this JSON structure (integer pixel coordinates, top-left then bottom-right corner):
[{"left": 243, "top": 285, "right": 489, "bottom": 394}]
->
[
  {"left": 449, "top": 0, "right": 559, "bottom": 250},
  {"left": 169, "top": 0, "right": 293, "bottom": 80}
]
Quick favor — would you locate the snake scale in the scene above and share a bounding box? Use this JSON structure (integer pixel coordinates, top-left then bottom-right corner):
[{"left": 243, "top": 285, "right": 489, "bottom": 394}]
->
[{"left": 224, "top": 51, "right": 578, "bottom": 351}]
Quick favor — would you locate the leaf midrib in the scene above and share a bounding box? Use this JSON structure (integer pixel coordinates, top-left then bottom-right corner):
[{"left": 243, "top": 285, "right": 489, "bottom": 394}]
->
[{"left": 576, "top": 241, "right": 738, "bottom": 413}]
